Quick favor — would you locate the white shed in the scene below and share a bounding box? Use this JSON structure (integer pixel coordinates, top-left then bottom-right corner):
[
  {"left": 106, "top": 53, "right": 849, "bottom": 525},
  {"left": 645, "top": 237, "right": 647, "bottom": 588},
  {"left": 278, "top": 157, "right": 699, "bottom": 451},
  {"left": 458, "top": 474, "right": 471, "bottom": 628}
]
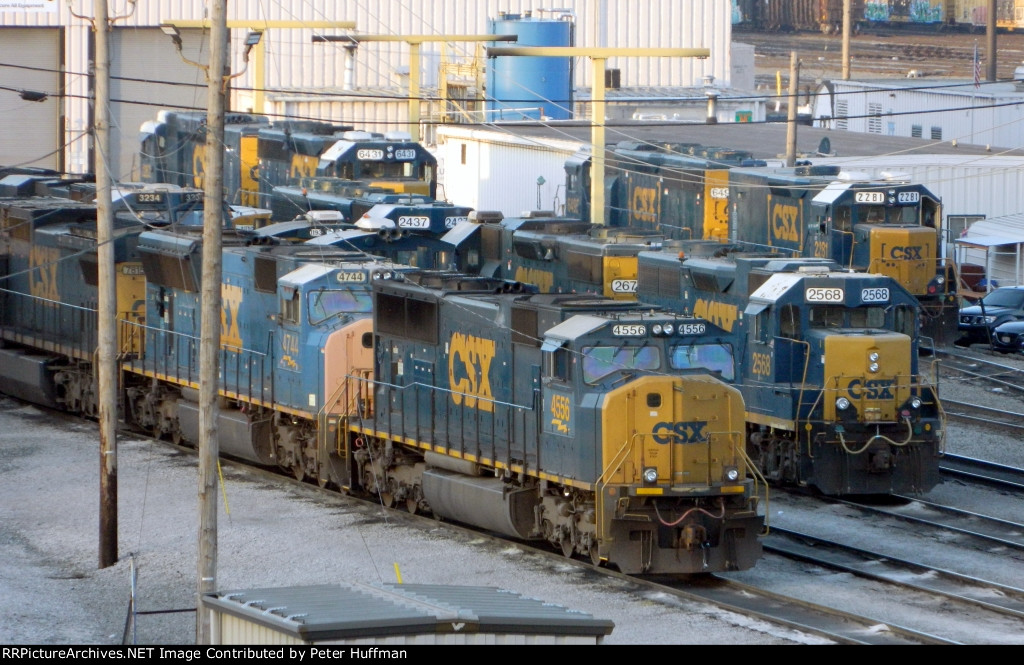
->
[{"left": 953, "top": 215, "right": 1024, "bottom": 291}]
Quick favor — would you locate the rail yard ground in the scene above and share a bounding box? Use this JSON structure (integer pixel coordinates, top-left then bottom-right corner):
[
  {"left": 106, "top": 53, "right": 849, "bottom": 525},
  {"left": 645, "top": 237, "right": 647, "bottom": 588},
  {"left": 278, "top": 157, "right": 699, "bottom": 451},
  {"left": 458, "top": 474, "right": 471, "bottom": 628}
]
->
[{"left": 2, "top": 342, "right": 1023, "bottom": 645}]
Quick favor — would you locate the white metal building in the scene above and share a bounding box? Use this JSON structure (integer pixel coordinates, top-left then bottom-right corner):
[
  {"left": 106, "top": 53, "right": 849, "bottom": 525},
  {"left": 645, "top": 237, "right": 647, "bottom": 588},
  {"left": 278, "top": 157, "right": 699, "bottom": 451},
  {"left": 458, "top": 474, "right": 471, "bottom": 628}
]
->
[
  {"left": 0, "top": 0, "right": 735, "bottom": 181},
  {"left": 436, "top": 125, "right": 585, "bottom": 216},
  {"left": 810, "top": 77, "right": 1024, "bottom": 151}
]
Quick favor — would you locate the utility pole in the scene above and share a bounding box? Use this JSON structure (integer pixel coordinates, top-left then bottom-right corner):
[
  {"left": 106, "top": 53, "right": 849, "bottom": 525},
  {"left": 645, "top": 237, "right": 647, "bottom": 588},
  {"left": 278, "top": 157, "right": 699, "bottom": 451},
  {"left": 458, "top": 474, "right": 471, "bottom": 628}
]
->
[
  {"left": 786, "top": 52, "right": 800, "bottom": 167},
  {"left": 987, "top": 0, "right": 997, "bottom": 82},
  {"left": 842, "top": 0, "right": 851, "bottom": 80},
  {"left": 197, "top": 0, "right": 228, "bottom": 645},
  {"left": 94, "top": 0, "right": 117, "bottom": 570}
]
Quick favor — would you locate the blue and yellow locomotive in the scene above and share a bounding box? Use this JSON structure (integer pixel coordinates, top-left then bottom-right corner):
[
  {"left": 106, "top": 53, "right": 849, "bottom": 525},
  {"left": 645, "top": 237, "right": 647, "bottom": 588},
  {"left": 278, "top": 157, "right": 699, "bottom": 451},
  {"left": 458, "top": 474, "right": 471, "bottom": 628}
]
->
[
  {"left": 637, "top": 251, "right": 945, "bottom": 496},
  {"left": 341, "top": 277, "right": 764, "bottom": 574},
  {"left": 139, "top": 110, "right": 438, "bottom": 211},
  {"left": 726, "top": 164, "right": 957, "bottom": 342}
]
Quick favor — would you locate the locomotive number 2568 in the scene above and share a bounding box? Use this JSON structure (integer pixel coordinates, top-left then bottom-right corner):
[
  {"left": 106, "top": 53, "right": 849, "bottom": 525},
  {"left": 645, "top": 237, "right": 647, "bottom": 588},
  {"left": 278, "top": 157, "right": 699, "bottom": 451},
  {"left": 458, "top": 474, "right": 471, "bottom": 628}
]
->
[{"left": 805, "top": 287, "right": 844, "bottom": 303}]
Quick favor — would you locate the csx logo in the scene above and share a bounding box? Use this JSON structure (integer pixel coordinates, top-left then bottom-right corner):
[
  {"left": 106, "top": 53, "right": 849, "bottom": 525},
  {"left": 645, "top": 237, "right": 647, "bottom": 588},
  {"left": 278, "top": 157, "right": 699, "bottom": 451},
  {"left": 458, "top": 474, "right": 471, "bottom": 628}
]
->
[
  {"left": 290, "top": 155, "right": 317, "bottom": 181},
  {"left": 652, "top": 421, "right": 709, "bottom": 445},
  {"left": 770, "top": 201, "right": 800, "bottom": 244},
  {"left": 221, "top": 284, "right": 244, "bottom": 349},
  {"left": 846, "top": 379, "right": 896, "bottom": 400},
  {"left": 449, "top": 333, "right": 495, "bottom": 412},
  {"left": 631, "top": 186, "right": 659, "bottom": 224},
  {"left": 886, "top": 245, "right": 926, "bottom": 260},
  {"left": 29, "top": 246, "right": 60, "bottom": 303},
  {"left": 692, "top": 298, "right": 738, "bottom": 332},
  {"left": 514, "top": 266, "right": 554, "bottom": 292}
]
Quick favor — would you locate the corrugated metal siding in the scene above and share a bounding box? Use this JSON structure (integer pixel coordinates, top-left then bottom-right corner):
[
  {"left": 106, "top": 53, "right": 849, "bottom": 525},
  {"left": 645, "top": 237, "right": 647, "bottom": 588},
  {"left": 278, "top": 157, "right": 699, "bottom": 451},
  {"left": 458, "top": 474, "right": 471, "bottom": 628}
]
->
[
  {"left": 0, "top": 27, "right": 61, "bottom": 169},
  {"left": 2, "top": 1, "right": 730, "bottom": 174},
  {"left": 812, "top": 80, "right": 1024, "bottom": 150},
  {"left": 436, "top": 126, "right": 584, "bottom": 216}
]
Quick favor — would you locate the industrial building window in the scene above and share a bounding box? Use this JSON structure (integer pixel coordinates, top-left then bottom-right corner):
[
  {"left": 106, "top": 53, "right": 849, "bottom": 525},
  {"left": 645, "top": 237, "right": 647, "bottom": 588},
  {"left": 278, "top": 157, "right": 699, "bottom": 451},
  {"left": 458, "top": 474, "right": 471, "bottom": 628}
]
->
[
  {"left": 931, "top": 126, "right": 942, "bottom": 140},
  {"left": 911, "top": 125, "right": 922, "bottom": 138},
  {"left": 867, "top": 103, "right": 882, "bottom": 134},
  {"left": 835, "top": 100, "right": 848, "bottom": 130}
]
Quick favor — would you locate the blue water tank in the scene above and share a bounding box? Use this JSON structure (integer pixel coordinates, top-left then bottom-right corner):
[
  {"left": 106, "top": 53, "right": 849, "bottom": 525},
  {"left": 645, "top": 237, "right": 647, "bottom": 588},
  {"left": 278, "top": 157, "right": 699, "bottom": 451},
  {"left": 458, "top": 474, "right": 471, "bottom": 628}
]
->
[{"left": 487, "top": 13, "right": 574, "bottom": 121}]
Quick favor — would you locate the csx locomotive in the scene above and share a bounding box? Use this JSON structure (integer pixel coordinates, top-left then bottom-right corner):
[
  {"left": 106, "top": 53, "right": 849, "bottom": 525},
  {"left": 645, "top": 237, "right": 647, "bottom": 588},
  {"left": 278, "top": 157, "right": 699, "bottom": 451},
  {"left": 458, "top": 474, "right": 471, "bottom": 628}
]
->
[
  {"left": 139, "top": 110, "right": 438, "bottom": 211},
  {"left": 0, "top": 180, "right": 765, "bottom": 574},
  {"left": 637, "top": 250, "right": 945, "bottom": 496},
  {"left": 564, "top": 146, "right": 958, "bottom": 342},
  {"left": 345, "top": 276, "right": 764, "bottom": 573}
]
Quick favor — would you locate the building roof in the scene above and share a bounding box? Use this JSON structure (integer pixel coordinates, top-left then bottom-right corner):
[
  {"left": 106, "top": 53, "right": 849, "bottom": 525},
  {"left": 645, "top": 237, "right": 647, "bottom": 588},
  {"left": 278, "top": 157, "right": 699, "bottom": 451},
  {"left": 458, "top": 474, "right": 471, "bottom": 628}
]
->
[{"left": 202, "top": 582, "right": 615, "bottom": 642}]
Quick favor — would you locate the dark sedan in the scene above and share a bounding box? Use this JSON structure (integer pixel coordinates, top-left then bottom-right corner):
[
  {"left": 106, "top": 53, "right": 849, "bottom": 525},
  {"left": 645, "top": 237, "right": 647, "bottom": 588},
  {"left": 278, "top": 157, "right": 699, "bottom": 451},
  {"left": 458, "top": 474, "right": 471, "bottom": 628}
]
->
[
  {"left": 956, "top": 286, "right": 1024, "bottom": 347},
  {"left": 992, "top": 320, "right": 1024, "bottom": 354}
]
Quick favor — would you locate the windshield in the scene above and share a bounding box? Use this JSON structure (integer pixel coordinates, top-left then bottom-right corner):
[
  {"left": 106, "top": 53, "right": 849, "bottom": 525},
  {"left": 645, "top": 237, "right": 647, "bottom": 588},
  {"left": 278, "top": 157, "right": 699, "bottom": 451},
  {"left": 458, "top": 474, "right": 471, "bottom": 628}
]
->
[
  {"left": 669, "top": 343, "right": 735, "bottom": 380},
  {"left": 308, "top": 289, "right": 372, "bottom": 325},
  {"left": 980, "top": 289, "right": 1024, "bottom": 309},
  {"left": 582, "top": 345, "right": 660, "bottom": 384},
  {"left": 808, "top": 305, "right": 885, "bottom": 329}
]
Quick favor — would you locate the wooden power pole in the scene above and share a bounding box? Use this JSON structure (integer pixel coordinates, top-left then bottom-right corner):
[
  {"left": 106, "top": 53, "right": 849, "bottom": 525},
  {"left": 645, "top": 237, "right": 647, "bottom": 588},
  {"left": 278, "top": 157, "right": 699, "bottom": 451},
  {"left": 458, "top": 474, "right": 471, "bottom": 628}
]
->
[
  {"left": 785, "top": 52, "right": 800, "bottom": 167},
  {"left": 842, "top": 0, "right": 851, "bottom": 80},
  {"left": 94, "top": 0, "right": 118, "bottom": 570},
  {"left": 196, "top": 0, "right": 228, "bottom": 645}
]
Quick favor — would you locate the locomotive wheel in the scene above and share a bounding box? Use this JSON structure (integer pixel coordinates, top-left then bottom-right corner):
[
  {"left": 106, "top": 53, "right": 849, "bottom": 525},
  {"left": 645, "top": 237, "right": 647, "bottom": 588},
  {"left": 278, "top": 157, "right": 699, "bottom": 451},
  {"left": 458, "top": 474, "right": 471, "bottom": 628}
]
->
[
  {"left": 590, "top": 545, "right": 602, "bottom": 567},
  {"left": 405, "top": 498, "right": 418, "bottom": 514},
  {"left": 560, "top": 533, "right": 574, "bottom": 558},
  {"left": 380, "top": 492, "right": 395, "bottom": 508},
  {"left": 292, "top": 462, "right": 305, "bottom": 482}
]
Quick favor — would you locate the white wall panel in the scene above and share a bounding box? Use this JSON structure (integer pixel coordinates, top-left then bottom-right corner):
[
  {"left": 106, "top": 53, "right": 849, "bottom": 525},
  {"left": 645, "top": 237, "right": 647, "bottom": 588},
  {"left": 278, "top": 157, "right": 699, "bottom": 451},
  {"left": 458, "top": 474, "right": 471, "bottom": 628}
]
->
[
  {"left": 0, "top": 27, "right": 61, "bottom": 169},
  {"left": 2, "top": 1, "right": 731, "bottom": 174}
]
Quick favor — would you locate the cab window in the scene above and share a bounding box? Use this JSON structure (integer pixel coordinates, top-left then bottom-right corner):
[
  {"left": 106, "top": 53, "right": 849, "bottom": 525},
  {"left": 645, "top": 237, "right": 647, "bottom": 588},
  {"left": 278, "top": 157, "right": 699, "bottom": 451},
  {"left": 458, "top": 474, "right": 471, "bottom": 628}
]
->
[
  {"left": 581, "top": 345, "right": 660, "bottom": 384},
  {"left": 670, "top": 343, "right": 735, "bottom": 381}
]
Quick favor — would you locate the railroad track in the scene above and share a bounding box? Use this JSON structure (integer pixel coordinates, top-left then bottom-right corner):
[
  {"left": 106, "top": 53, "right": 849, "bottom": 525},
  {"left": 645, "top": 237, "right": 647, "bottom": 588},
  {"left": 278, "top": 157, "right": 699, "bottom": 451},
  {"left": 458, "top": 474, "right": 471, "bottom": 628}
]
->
[
  {"left": 763, "top": 527, "right": 1024, "bottom": 621},
  {"left": 934, "top": 348, "right": 1024, "bottom": 395},
  {"left": 837, "top": 495, "right": 1024, "bottom": 554},
  {"left": 140, "top": 424, "right": 956, "bottom": 645},
  {"left": 940, "top": 453, "right": 1024, "bottom": 490},
  {"left": 941, "top": 399, "right": 1024, "bottom": 435}
]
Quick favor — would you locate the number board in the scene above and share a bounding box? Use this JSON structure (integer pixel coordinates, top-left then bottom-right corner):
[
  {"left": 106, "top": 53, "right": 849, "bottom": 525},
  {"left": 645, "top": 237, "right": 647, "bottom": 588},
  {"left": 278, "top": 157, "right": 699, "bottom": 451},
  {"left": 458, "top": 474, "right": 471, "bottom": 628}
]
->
[
  {"left": 136, "top": 192, "right": 165, "bottom": 204},
  {"left": 860, "top": 287, "right": 890, "bottom": 303},
  {"left": 336, "top": 271, "right": 367, "bottom": 283},
  {"left": 398, "top": 216, "right": 430, "bottom": 229},
  {"left": 394, "top": 148, "right": 417, "bottom": 160},
  {"left": 805, "top": 287, "right": 845, "bottom": 303},
  {"left": 677, "top": 322, "right": 707, "bottom": 335},
  {"left": 612, "top": 324, "right": 646, "bottom": 337},
  {"left": 611, "top": 279, "right": 637, "bottom": 294},
  {"left": 854, "top": 191, "right": 885, "bottom": 204},
  {"left": 896, "top": 191, "right": 920, "bottom": 204}
]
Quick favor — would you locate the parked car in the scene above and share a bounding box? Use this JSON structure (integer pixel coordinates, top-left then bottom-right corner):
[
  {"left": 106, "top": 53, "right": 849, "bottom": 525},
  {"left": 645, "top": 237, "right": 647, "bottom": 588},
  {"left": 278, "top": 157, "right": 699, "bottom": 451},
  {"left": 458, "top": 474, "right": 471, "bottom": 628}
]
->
[
  {"left": 991, "top": 319, "right": 1024, "bottom": 354},
  {"left": 956, "top": 286, "right": 1024, "bottom": 347}
]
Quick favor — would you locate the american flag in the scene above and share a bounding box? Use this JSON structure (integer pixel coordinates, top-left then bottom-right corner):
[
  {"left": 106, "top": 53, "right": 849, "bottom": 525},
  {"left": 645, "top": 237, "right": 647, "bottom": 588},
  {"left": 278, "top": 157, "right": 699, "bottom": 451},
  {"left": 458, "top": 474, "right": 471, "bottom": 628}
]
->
[{"left": 974, "top": 43, "right": 981, "bottom": 89}]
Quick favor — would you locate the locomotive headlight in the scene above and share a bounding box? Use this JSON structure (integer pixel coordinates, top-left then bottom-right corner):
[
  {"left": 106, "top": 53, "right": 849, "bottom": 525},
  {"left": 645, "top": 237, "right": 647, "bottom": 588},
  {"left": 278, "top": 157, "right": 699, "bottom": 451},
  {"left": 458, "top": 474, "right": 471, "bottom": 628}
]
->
[
  {"left": 910, "top": 396, "right": 922, "bottom": 409},
  {"left": 652, "top": 324, "right": 663, "bottom": 335},
  {"left": 935, "top": 275, "right": 945, "bottom": 285},
  {"left": 836, "top": 397, "right": 851, "bottom": 411},
  {"left": 724, "top": 466, "right": 740, "bottom": 482},
  {"left": 869, "top": 362, "right": 880, "bottom": 373},
  {"left": 869, "top": 352, "right": 879, "bottom": 362},
  {"left": 643, "top": 467, "right": 658, "bottom": 484},
  {"left": 662, "top": 323, "right": 674, "bottom": 336}
]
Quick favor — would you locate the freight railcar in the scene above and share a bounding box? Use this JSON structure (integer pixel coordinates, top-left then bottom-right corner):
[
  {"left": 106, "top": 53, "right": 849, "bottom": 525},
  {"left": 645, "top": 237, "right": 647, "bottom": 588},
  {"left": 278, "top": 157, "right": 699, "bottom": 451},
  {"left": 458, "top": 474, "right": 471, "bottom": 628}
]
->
[
  {"left": 340, "top": 276, "right": 764, "bottom": 573},
  {"left": 726, "top": 163, "right": 957, "bottom": 343},
  {"left": 732, "top": 1, "right": 1024, "bottom": 32},
  {"left": 138, "top": 110, "right": 438, "bottom": 210},
  {"left": 637, "top": 250, "right": 945, "bottom": 496}
]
